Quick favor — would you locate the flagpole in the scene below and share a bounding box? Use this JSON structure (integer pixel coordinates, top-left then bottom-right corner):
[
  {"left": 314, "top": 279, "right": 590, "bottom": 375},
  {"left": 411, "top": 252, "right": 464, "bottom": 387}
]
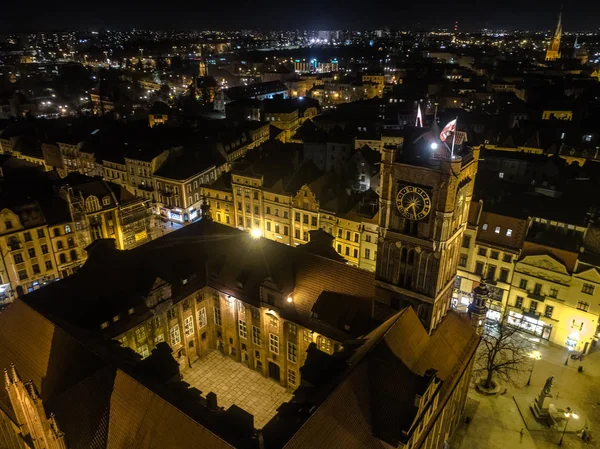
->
[{"left": 450, "top": 116, "right": 458, "bottom": 158}]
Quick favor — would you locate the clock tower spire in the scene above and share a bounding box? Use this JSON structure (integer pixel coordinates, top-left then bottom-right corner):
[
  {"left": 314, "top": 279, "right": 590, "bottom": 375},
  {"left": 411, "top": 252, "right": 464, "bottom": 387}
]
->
[{"left": 375, "top": 129, "right": 479, "bottom": 332}]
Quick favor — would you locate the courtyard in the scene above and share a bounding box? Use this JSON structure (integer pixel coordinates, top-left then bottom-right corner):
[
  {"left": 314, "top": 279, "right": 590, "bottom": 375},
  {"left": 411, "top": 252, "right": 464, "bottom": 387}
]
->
[
  {"left": 451, "top": 334, "right": 600, "bottom": 449},
  {"left": 183, "top": 350, "right": 294, "bottom": 429}
]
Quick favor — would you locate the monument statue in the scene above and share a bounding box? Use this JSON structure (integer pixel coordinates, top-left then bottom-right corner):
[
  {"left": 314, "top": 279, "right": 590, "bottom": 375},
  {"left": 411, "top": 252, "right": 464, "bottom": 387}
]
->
[{"left": 542, "top": 376, "right": 554, "bottom": 396}]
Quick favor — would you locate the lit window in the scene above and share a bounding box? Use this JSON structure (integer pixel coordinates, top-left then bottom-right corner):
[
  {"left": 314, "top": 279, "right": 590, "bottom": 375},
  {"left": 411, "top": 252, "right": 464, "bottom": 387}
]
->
[
  {"left": 494, "top": 226, "right": 501, "bottom": 234},
  {"left": 214, "top": 306, "right": 222, "bottom": 326},
  {"left": 269, "top": 333, "right": 279, "bottom": 354},
  {"left": 269, "top": 315, "right": 278, "bottom": 329},
  {"left": 482, "top": 224, "right": 488, "bottom": 230},
  {"left": 184, "top": 316, "right": 194, "bottom": 336},
  {"left": 318, "top": 336, "right": 331, "bottom": 353},
  {"left": 198, "top": 307, "right": 207, "bottom": 328},
  {"left": 287, "top": 341, "right": 297, "bottom": 363},
  {"left": 135, "top": 326, "right": 146, "bottom": 342},
  {"left": 288, "top": 368, "right": 297, "bottom": 386},
  {"left": 582, "top": 284, "right": 595, "bottom": 296},
  {"left": 64, "top": 225, "right": 71, "bottom": 234},
  {"left": 506, "top": 229, "right": 513, "bottom": 237},
  {"left": 498, "top": 172, "right": 504, "bottom": 179},
  {"left": 138, "top": 344, "right": 149, "bottom": 358},
  {"left": 239, "top": 319, "right": 248, "bottom": 338},
  {"left": 155, "top": 334, "right": 164, "bottom": 343},
  {"left": 252, "top": 325, "right": 261, "bottom": 345},
  {"left": 170, "top": 324, "right": 181, "bottom": 346}
]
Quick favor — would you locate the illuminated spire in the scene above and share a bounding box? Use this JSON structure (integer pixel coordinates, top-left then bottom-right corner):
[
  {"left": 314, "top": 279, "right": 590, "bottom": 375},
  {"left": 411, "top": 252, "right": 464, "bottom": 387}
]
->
[{"left": 545, "top": 10, "right": 562, "bottom": 61}]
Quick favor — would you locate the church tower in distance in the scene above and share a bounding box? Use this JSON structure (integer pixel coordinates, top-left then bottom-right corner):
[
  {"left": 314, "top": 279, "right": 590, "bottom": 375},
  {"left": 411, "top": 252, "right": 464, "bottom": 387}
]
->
[
  {"left": 545, "top": 11, "right": 562, "bottom": 61},
  {"left": 376, "top": 132, "right": 479, "bottom": 333}
]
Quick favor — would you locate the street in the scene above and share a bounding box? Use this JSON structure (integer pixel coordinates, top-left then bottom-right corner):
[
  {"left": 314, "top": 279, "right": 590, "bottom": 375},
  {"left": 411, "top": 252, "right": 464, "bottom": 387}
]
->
[{"left": 452, "top": 333, "right": 600, "bottom": 449}]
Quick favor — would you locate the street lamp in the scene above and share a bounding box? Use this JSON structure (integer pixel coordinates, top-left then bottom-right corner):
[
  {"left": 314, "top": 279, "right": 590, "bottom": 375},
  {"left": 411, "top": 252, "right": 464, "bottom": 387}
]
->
[
  {"left": 250, "top": 228, "right": 262, "bottom": 239},
  {"left": 558, "top": 407, "right": 578, "bottom": 446},
  {"left": 527, "top": 350, "right": 542, "bottom": 386}
]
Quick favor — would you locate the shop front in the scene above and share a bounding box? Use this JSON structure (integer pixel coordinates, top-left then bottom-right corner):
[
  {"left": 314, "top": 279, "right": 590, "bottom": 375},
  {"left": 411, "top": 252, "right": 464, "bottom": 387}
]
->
[{"left": 507, "top": 310, "right": 553, "bottom": 340}]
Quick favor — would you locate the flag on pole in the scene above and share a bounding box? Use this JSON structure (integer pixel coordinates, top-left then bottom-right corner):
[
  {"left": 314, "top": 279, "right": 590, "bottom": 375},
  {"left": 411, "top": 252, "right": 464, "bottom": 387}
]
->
[
  {"left": 440, "top": 118, "right": 457, "bottom": 142},
  {"left": 416, "top": 104, "right": 423, "bottom": 127}
]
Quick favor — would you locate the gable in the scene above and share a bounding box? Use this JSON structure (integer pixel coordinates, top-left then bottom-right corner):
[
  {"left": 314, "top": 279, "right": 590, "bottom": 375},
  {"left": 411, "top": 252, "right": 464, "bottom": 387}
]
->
[
  {"left": 519, "top": 254, "right": 569, "bottom": 275},
  {"left": 0, "top": 209, "right": 22, "bottom": 231},
  {"left": 574, "top": 267, "right": 600, "bottom": 284}
]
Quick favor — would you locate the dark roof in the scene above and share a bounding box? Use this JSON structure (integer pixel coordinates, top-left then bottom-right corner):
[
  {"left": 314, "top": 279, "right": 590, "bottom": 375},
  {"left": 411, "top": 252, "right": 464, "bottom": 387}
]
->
[
  {"left": 39, "top": 197, "right": 72, "bottom": 226},
  {"left": 276, "top": 308, "right": 478, "bottom": 449},
  {"left": 154, "top": 149, "right": 224, "bottom": 181},
  {"left": 149, "top": 101, "right": 170, "bottom": 115},
  {"left": 195, "top": 76, "right": 218, "bottom": 89},
  {"left": 223, "top": 81, "right": 288, "bottom": 102},
  {"left": 25, "top": 220, "right": 376, "bottom": 342}
]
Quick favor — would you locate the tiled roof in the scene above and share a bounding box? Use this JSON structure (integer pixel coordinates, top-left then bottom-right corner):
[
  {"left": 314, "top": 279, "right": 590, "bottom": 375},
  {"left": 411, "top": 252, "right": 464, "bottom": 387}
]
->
[
  {"left": 281, "top": 309, "right": 478, "bottom": 449},
  {"left": 0, "top": 301, "right": 109, "bottom": 424},
  {"left": 107, "top": 370, "right": 233, "bottom": 449}
]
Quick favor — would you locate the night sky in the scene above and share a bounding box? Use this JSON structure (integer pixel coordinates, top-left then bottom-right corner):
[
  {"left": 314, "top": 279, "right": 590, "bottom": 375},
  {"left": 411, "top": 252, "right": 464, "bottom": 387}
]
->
[{"left": 2, "top": 0, "right": 595, "bottom": 31}]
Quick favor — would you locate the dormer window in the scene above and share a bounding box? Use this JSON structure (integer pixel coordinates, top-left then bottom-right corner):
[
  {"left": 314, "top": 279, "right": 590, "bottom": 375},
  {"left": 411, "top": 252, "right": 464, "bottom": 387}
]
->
[
  {"left": 100, "top": 322, "right": 109, "bottom": 329},
  {"left": 112, "top": 315, "right": 120, "bottom": 323},
  {"left": 182, "top": 278, "right": 188, "bottom": 285},
  {"left": 4, "top": 220, "right": 12, "bottom": 229},
  {"left": 128, "top": 308, "right": 135, "bottom": 315}
]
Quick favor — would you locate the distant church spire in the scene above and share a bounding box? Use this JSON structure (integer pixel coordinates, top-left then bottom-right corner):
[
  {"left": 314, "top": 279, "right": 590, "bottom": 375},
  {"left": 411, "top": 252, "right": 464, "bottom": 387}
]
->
[
  {"left": 198, "top": 45, "right": 208, "bottom": 77},
  {"left": 545, "top": 10, "right": 562, "bottom": 61}
]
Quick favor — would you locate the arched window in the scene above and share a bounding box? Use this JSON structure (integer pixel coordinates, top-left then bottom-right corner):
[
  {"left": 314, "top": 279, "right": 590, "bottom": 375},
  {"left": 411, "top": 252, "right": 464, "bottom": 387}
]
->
[
  {"left": 85, "top": 196, "right": 101, "bottom": 213},
  {"left": 70, "top": 250, "right": 78, "bottom": 261},
  {"left": 59, "top": 253, "right": 67, "bottom": 264},
  {"left": 67, "top": 237, "right": 74, "bottom": 247},
  {"left": 64, "top": 224, "right": 71, "bottom": 234}
]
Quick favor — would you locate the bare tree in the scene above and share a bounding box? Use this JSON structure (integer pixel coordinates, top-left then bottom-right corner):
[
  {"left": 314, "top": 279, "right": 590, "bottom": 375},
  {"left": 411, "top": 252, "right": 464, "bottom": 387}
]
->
[{"left": 474, "top": 312, "right": 531, "bottom": 390}]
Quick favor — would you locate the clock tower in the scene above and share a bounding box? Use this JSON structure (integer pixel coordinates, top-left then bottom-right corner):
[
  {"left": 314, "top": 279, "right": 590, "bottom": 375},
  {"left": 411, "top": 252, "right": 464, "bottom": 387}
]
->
[{"left": 376, "top": 131, "right": 479, "bottom": 332}]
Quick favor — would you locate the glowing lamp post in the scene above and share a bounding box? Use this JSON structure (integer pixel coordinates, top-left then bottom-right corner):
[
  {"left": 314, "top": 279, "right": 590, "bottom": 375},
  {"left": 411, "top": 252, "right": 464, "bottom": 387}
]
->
[
  {"left": 250, "top": 228, "right": 263, "bottom": 239},
  {"left": 558, "top": 407, "right": 578, "bottom": 446},
  {"left": 527, "top": 350, "right": 542, "bottom": 386}
]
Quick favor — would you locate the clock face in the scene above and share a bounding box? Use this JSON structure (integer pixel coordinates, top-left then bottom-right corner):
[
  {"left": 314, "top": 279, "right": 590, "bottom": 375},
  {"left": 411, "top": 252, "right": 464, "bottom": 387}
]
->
[{"left": 396, "top": 186, "right": 432, "bottom": 221}]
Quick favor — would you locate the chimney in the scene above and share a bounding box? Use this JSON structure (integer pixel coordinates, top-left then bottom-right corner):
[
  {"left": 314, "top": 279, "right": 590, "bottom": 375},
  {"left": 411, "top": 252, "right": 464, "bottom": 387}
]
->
[{"left": 206, "top": 392, "right": 218, "bottom": 411}]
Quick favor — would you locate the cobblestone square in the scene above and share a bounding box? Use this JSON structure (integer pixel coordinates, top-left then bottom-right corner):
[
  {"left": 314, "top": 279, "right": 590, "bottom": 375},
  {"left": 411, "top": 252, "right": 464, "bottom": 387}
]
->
[{"left": 183, "top": 350, "right": 294, "bottom": 429}]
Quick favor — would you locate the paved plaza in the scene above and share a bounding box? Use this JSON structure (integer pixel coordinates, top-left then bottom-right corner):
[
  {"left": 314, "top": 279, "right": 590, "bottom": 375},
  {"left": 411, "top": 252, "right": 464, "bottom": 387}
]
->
[
  {"left": 452, "top": 336, "right": 600, "bottom": 449},
  {"left": 183, "top": 350, "right": 293, "bottom": 429}
]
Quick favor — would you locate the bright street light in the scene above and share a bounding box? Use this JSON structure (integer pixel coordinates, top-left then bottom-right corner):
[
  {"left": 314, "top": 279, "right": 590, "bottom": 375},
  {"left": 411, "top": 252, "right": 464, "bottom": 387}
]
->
[
  {"left": 430, "top": 142, "right": 439, "bottom": 150},
  {"left": 559, "top": 407, "right": 578, "bottom": 446},
  {"left": 250, "top": 228, "right": 262, "bottom": 239}
]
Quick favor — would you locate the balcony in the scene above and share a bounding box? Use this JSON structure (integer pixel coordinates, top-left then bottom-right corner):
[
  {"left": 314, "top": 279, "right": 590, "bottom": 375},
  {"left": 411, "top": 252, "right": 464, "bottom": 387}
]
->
[
  {"left": 527, "top": 291, "right": 546, "bottom": 302},
  {"left": 137, "top": 183, "right": 154, "bottom": 192}
]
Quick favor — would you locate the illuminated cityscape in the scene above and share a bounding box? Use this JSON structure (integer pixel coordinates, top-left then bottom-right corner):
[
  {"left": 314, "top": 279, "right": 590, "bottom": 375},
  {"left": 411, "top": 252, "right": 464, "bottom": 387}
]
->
[{"left": 0, "top": 5, "right": 599, "bottom": 449}]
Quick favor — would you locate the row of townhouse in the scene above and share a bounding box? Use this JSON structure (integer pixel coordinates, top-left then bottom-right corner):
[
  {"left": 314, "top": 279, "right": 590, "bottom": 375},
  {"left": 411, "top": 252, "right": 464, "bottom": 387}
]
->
[
  {"left": 454, "top": 200, "right": 600, "bottom": 354},
  {"left": 0, "top": 121, "right": 270, "bottom": 227},
  {"left": 0, "top": 200, "right": 85, "bottom": 302},
  {"left": 0, "top": 166, "right": 154, "bottom": 303},
  {"left": 102, "top": 123, "right": 270, "bottom": 224},
  {"left": 202, "top": 160, "right": 379, "bottom": 272}
]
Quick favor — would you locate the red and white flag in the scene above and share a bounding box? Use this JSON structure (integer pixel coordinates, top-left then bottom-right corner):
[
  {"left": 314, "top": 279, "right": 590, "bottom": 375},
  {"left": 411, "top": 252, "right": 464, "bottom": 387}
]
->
[
  {"left": 416, "top": 104, "right": 423, "bottom": 128},
  {"left": 440, "top": 118, "right": 457, "bottom": 142}
]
